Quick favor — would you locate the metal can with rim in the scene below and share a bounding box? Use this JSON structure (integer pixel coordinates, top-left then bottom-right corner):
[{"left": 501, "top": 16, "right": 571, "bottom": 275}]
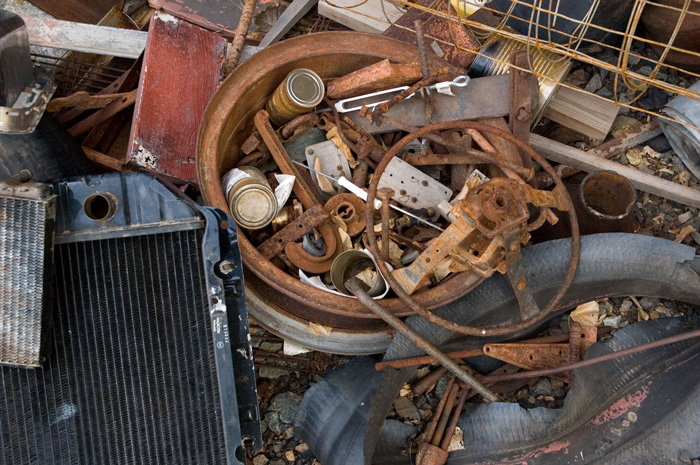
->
[
  {"left": 223, "top": 166, "right": 278, "bottom": 230},
  {"left": 266, "top": 68, "right": 325, "bottom": 126}
]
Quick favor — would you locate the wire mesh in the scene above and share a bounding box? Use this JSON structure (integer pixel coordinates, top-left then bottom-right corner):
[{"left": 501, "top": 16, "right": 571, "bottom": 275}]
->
[
  {"left": 319, "top": 0, "right": 700, "bottom": 132},
  {"left": 31, "top": 52, "right": 130, "bottom": 97}
]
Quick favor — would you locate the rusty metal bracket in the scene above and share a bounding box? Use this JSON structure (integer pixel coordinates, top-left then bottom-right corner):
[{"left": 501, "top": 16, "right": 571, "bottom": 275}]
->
[
  {"left": 509, "top": 50, "right": 536, "bottom": 168},
  {"left": 257, "top": 205, "right": 329, "bottom": 260},
  {"left": 483, "top": 343, "right": 570, "bottom": 371},
  {"left": 324, "top": 193, "right": 367, "bottom": 237}
]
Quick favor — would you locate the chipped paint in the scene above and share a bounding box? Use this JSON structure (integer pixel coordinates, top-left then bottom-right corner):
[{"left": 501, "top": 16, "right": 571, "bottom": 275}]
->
[
  {"left": 131, "top": 145, "right": 161, "bottom": 171},
  {"left": 471, "top": 441, "right": 570, "bottom": 465},
  {"left": 592, "top": 385, "right": 650, "bottom": 425}
]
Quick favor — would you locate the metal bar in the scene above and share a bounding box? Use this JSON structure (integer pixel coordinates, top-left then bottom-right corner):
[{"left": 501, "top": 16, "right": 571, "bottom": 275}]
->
[
  {"left": 348, "top": 278, "right": 500, "bottom": 402},
  {"left": 480, "top": 328, "right": 700, "bottom": 384},
  {"left": 259, "top": 0, "right": 318, "bottom": 47}
]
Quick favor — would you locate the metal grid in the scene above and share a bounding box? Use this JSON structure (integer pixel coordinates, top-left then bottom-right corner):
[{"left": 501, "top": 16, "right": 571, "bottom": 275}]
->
[
  {"left": 321, "top": 0, "right": 700, "bottom": 131},
  {"left": 31, "top": 52, "right": 131, "bottom": 96}
]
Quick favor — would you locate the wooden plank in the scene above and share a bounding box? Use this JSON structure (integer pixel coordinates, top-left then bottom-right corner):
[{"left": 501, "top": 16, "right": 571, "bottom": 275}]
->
[
  {"left": 126, "top": 12, "right": 225, "bottom": 183},
  {"left": 27, "top": 0, "right": 121, "bottom": 24},
  {"left": 530, "top": 133, "right": 700, "bottom": 209},
  {"left": 24, "top": 17, "right": 147, "bottom": 58},
  {"left": 258, "top": 0, "right": 318, "bottom": 47},
  {"left": 544, "top": 86, "right": 620, "bottom": 140},
  {"left": 317, "top": 0, "right": 404, "bottom": 34}
]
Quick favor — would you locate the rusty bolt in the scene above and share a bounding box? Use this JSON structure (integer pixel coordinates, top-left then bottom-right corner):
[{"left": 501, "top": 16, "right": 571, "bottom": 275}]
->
[
  {"left": 517, "top": 107, "right": 532, "bottom": 122},
  {"left": 517, "top": 278, "right": 527, "bottom": 290}
]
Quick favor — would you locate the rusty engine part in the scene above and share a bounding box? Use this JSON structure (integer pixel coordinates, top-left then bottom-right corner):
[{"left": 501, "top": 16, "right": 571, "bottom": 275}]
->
[{"left": 363, "top": 120, "right": 580, "bottom": 337}]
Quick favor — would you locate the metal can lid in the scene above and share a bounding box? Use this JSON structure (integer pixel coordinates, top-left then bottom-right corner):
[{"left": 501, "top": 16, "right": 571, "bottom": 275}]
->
[
  {"left": 285, "top": 69, "right": 324, "bottom": 108},
  {"left": 231, "top": 185, "right": 278, "bottom": 230}
]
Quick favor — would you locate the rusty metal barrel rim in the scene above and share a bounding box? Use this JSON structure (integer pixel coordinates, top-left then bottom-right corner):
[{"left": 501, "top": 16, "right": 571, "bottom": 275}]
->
[{"left": 197, "top": 32, "right": 480, "bottom": 343}]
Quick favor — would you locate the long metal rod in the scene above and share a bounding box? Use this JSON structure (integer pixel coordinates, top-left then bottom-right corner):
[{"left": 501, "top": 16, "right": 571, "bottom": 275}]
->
[
  {"left": 347, "top": 278, "right": 501, "bottom": 402},
  {"left": 480, "top": 327, "right": 700, "bottom": 384},
  {"left": 291, "top": 159, "right": 444, "bottom": 231}
]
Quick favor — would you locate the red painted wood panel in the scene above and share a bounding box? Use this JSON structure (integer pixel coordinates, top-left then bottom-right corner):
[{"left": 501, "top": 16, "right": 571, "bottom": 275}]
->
[{"left": 127, "top": 11, "right": 225, "bottom": 183}]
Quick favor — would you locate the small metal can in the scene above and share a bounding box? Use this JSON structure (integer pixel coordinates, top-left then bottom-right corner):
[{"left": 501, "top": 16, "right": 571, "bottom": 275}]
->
[
  {"left": 330, "top": 250, "right": 387, "bottom": 297},
  {"left": 222, "top": 166, "right": 278, "bottom": 230},
  {"left": 266, "top": 68, "right": 325, "bottom": 126}
]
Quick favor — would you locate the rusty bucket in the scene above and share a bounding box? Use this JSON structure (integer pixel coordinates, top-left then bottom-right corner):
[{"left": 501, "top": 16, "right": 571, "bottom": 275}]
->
[{"left": 197, "top": 32, "right": 474, "bottom": 353}]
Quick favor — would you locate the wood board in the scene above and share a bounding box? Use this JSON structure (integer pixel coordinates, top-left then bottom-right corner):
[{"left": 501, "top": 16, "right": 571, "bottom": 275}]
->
[
  {"left": 530, "top": 133, "right": 700, "bottom": 208},
  {"left": 544, "top": 86, "right": 620, "bottom": 140},
  {"left": 317, "top": 0, "right": 405, "bottom": 34},
  {"left": 126, "top": 12, "right": 225, "bottom": 183}
]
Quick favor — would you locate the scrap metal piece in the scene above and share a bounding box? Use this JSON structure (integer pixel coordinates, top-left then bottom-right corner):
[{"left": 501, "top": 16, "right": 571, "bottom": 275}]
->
[
  {"left": 0, "top": 178, "right": 56, "bottom": 368},
  {"left": 258, "top": 204, "right": 329, "bottom": 259},
  {"left": 482, "top": 343, "right": 570, "bottom": 371},
  {"left": 305, "top": 140, "right": 352, "bottom": 196},
  {"left": 508, "top": 50, "right": 536, "bottom": 168},
  {"left": 325, "top": 193, "right": 367, "bottom": 237},
  {"left": 347, "top": 75, "right": 510, "bottom": 135},
  {"left": 327, "top": 59, "right": 422, "bottom": 100},
  {"left": 378, "top": 157, "right": 452, "bottom": 212}
]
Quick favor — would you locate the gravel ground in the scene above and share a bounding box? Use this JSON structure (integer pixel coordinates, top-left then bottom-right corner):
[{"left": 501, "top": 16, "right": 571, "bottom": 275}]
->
[{"left": 246, "top": 40, "right": 699, "bottom": 465}]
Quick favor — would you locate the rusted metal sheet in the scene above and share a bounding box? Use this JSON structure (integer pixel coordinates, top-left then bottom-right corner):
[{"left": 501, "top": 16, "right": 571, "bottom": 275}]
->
[
  {"left": 509, "top": 50, "right": 536, "bottom": 168},
  {"left": 382, "top": 0, "right": 479, "bottom": 70},
  {"left": 257, "top": 205, "right": 328, "bottom": 260},
  {"left": 346, "top": 75, "right": 511, "bottom": 135},
  {"left": 327, "top": 59, "right": 423, "bottom": 100},
  {"left": 402, "top": 152, "right": 481, "bottom": 165},
  {"left": 127, "top": 12, "right": 225, "bottom": 183},
  {"left": 149, "top": 0, "right": 275, "bottom": 38},
  {"left": 483, "top": 343, "right": 570, "bottom": 371},
  {"left": 69, "top": 89, "right": 137, "bottom": 136}
]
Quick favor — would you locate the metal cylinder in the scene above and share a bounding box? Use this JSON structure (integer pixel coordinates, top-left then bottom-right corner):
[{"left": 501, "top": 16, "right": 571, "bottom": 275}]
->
[
  {"left": 659, "top": 80, "right": 700, "bottom": 180},
  {"left": 579, "top": 171, "right": 636, "bottom": 221},
  {"left": 266, "top": 69, "right": 325, "bottom": 126},
  {"left": 223, "top": 166, "right": 277, "bottom": 230},
  {"left": 330, "top": 250, "right": 386, "bottom": 297}
]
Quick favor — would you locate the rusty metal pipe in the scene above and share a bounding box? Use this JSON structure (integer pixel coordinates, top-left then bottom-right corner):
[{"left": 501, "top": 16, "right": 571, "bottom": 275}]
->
[
  {"left": 348, "top": 278, "right": 501, "bottom": 402},
  {"left": 412, "top": 366, "right": 449, "bottom": 396},
  {"left": 480, "top": 327, "right": 700, "bottom": 384}
]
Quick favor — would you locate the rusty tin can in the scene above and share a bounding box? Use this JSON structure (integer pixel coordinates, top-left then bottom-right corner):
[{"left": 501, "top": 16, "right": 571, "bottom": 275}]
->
[
  {"left": 266, "top": 69, "right": 325, "bottom": 126},
  {"left": 223, "top": 166, "right": 278, "bottom": 230}
]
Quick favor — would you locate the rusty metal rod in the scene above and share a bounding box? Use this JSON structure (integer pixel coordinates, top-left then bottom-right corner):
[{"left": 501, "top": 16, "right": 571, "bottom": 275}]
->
[
  {"left": 431, "top": 383, "right": 459, "bottom": 446},
  {"left": 348, "top": 278, "right": 501, "bottom": 402},
  {"left": 378, "top": 188, "right": 394, "bottom": 264},
  {"left": 440, "top": 387, "right": 468, "bottom": 451},
  {"left": 224, "top": 0, "right": 257, "bottom": 75},
  {"left": 413, "top": 366, "right": 449, "bottom": 396},
  {"left": 423, "top": 375, "right": 456, "bottom": 444},
  {"left": 375, "top": 330, "right": 613, "bottom": 371},
  {"left": 480, "top": 327, "right": 700, "bottom": 384}
]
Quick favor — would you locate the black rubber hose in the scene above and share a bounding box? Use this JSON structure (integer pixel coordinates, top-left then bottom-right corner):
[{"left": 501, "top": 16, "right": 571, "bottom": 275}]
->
[{"left": 294, "top": 233, "right": 700, "bottom": 465}]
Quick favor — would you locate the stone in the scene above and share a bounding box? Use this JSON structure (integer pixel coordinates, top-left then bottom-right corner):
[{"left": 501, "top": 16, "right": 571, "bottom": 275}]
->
[
  {"left": 260, "top": 341, "right": 284, "bottom": 353},
  {"left": 584, "top": 73, "right": 603, "bottom": 93},
  {"left": 284, "top": 450, "right": 295, "bottom": 461},
  {"left": 596, "top": 87, "right": 614, "bottom": 99},
  {"left": 603, "top": 315, "right": 624, "bottom": 328},
  {"left": 259, "top": 366, "right": 290, "bottom": 379},
  {"left": 678, "top": 211, "right": 694, "bottom": 224},
  {"left": 639, "top": 297, "right": 660, "bottom": 311},
  {"left": 265, "top": 392, "right": 303, "bottom": 435},
  {"left": 254, "top": 455, "right": 270, "bottom": 465},
  {"left": 646, "top": 135, "right": 671, "bottom": 153},
  {"left": 638, "top": 87, "right": 669, "bottom": 111},
  {"left": 531, "top": 378, "right": 553, "bottom": 397},
  {"left": 295, "top": 442, "right": 309, "bottom": 453}
]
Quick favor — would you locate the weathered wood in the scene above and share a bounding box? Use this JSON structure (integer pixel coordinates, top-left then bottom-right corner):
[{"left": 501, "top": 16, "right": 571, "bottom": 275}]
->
[
  {"left": 544, "top": 86, "right": 620, "bottom": 140},
  {"left": 27, "top": 0, "right": 121, "bottom": 24},
  {"left": 258, "top": 0, "right": 318, "bottom": 47},
  {"left": 318, "top": 0, "right": 404, "bottom": 34},
  {"left": 24, "top": 17, "right": 147, "bottom": 59},
  {"left": 530, "top": 133, "right": 700, "bottom": 208},
  {"left": 126, "top": 12, "right": 225, "bottom": 182}
]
